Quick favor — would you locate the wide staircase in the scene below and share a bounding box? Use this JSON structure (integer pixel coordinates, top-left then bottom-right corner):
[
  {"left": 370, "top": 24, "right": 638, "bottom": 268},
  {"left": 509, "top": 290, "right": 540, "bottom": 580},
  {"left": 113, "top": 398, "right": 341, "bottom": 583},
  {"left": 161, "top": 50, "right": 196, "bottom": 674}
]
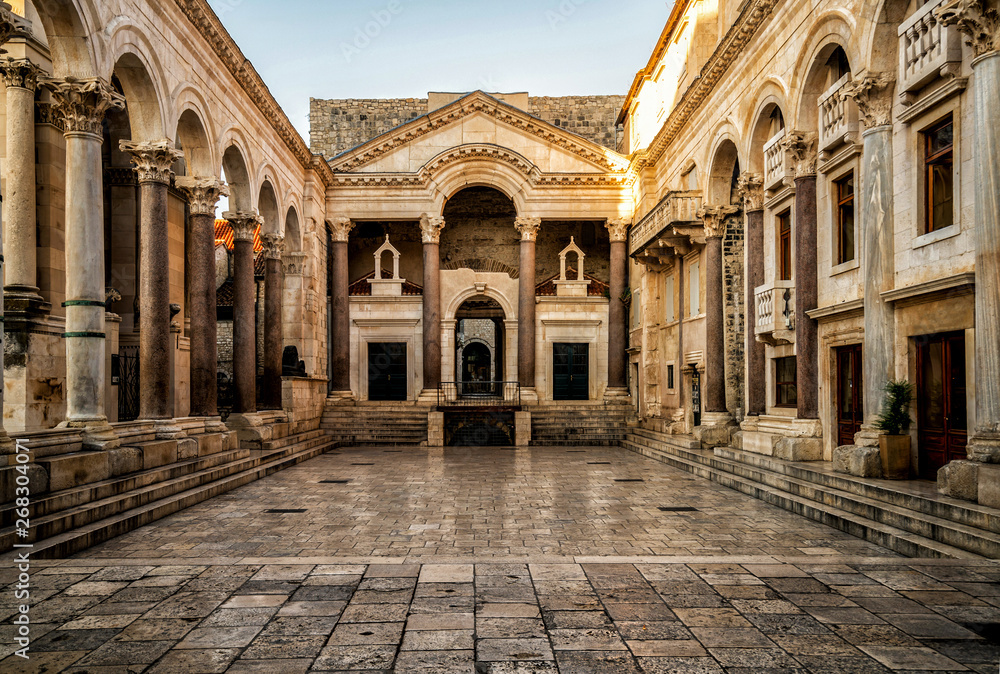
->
[
  {"left": 321, "top": 401, "right": 429, "bottom": 446},
  {"left": 624, "top": 425, "right": 1000, "bottom": 559},
  {"left": 0, "top": 417, "right": 334, "bottom": 559},
  {"left": 531, "top": 401, "right": 632, "bottom": 446}
]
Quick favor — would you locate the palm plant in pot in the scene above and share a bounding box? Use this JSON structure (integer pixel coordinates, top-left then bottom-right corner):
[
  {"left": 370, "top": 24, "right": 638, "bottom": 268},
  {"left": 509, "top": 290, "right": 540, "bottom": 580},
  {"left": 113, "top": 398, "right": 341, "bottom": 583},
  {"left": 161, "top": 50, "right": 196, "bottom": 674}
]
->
[{"left": 874, "top": 379, "right": 914, "bottom": 480}]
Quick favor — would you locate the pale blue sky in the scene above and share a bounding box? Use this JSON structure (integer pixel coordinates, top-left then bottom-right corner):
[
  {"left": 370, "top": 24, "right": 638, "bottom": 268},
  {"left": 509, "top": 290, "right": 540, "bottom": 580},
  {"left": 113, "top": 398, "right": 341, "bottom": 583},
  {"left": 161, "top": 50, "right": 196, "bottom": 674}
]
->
[{"left": 207, "top": 0, "right": 671, "bottom": 140}]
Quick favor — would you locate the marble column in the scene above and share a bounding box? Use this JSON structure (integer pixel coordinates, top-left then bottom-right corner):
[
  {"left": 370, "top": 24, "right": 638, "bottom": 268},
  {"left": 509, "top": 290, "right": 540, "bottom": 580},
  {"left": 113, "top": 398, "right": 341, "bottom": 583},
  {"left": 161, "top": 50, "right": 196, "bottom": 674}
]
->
[
  {"left": 261, "top": 233, "right": 285, "bottom": 410},
  {"left": 225, "top": 212, "right": 262, "bottom": 416},
  {"left": 606, "top": 218, "right": 631, "bottom": 394},
  {"left": 0, "top": 58, "right": 44, "bottom": 305},
  {"left": 41, "top": 77, "right": 124, "bottom": 448},
  {"left": 420, "top": 214, "right": 445, "bottom": 394},
  {"left": 938, "top": 2, "right": 1000, "bottom": 461},
  {"left": 177, "top": 178, "right": 228, "bottom": 422},
  {"left": 697, "top": 207, "right": 737, "bottom": 414},
  {"left": 328, "top": 217, "right": 354, "bottom": 397},
  {"left": 843, "top": 73, "right": 897, "bottom": 442},
  {"left": 515, "top": 216, "right": 540, "bottom": 392},
  {"left": 738, "top": 173, "right": 766, "bottom": 416},
  {"left": 120, "top": 141, "right": 184, "bottom": 434}
]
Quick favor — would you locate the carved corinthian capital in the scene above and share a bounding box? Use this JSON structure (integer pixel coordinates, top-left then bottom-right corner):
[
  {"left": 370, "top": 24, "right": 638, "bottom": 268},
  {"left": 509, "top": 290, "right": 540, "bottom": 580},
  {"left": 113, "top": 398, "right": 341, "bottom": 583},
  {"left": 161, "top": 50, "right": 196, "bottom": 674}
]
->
[
  {"left": 697, "top": 205, "right": 740, "bottom": 239},
  {"left": 261, "top": 233, "right": 285, "bottom": 260},
  {"left": 119, "top": 139, "right": 184, "bottom": 185},
  {"left": 514, "top": 216, "right": 542, "bottom": 242},
  {"left": 781, "top": 131, "right": 819, "bottom": 177},
  {"left": 605, "top": 218, "right": 631, "bottom": 242},
  {"left": 0, "top": 3, "right": 30, "bottom": 51},
  {"left": 936, "top": 0, "right": 1000, "bottom": 58},
  {"left": 419, "top": 214, "right": 446, "bottom": 244},
  {"left": 328, "top": 217, "right": 354, "bottom": 242},
  {"left": 0, "top": 58, "right": 43, "bottom": 90},
  {"left": 224, "top": 211, "right": 261, "bottom": 243},
  {"left": 40, "top": 76, "right": 125, "bottom": 136},
  {"left": 176, "top": 177, "right": 229, "bottom": 216},
  {"left": 840, "top": 72, "right": 896, "bottom": 129},
  {"left": 736, "top": 172, "right": 764, "bottom": 212}
]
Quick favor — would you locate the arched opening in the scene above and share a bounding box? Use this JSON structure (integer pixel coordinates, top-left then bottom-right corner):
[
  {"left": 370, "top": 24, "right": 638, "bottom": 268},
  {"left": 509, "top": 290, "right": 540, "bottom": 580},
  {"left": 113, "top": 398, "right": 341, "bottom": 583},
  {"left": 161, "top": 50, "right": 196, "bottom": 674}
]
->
[
  {"left": 31, "top": 0, "right": 98, "bottom": 78},
  {"left": 797, "top": 43, "right": 854, "bottom": 134},
  {"left": 112, "top": 52, "right": 164, "bottom": 142},
  {"left": 461, "top": 343, "right": 492, "bottom": 386},
  {"left": 441, "top": 186, "right": 518, "bottom": 272},
  {"left": 175, "top": 109, "right": 213, "bottom": 179},
  {"left": 708, "top": 139, "right": 742, "bottom": 206},
  {"left": 221, "top": 145, "right": 252, "bottom": 212},
  {"left": 455, "top": 296, "right": 506, "bottom": 396},
  {"left": 258, "top": 180, "right": 280, "bottom": 235},
  {"left": 284, "top": 206, "right": 301, "bottom": 253}
]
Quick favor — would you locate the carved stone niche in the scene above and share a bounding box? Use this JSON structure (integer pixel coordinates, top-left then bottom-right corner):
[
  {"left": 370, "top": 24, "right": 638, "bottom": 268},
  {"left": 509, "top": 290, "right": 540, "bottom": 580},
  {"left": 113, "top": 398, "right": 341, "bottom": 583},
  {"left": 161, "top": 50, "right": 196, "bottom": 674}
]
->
[
  {"left": 553, "top": 237, "right": 592, "bottom": 298},
  {"left": 368, "top": 234, "right": 405, "bottom": 296}
]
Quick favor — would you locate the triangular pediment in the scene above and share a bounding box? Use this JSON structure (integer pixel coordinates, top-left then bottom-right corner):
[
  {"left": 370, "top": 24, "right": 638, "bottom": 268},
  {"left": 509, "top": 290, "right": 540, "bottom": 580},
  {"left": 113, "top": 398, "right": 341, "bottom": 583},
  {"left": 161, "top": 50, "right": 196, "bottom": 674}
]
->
[{"left": 328, "top": 91, "right": 630, "bottom": 177}]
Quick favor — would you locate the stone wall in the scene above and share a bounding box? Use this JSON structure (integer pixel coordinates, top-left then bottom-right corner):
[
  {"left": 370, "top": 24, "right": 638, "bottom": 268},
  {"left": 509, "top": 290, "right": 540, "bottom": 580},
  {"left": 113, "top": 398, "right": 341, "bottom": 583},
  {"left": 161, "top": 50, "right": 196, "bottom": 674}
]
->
[{"left": 528, "top": 96, "right": 624, "bottom": 152}]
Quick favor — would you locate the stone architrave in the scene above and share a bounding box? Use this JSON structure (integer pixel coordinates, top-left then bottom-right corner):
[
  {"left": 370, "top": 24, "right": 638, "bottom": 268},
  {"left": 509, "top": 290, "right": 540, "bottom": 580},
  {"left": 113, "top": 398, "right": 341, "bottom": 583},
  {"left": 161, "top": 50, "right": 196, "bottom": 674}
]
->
[
  {"left": 328, "top": 216, "right": 355, "bottom": 397},
  {"left": 605, "top": 218, "right": 631, "bottom": 394},
  {"left": 261, "top": 233, "right": 285, "bottom": 410},
  {"left": 737, "top": 172, "right": 766, "bottom": 417},
  {"left": 225, "top": 212, "right": 263, "bottom": 416},
  {"left": 696, "top": 206, "right": 738, "bottom": 416},
  {"left": 938, "top": 0, "right": 1000, "bottom": 462},
  {"left": 420, "top": 214, "right": 446, "bottom": 393},
  {"left": 120, "top": 140, "right": 184, "bottom": 436},
  {"left": 176, "top": 177, "right": 229, "bottom": 422},
  {"left": 40, "top": 76, "right": 125, "bottom": 449},
  {"left": 515, "top": 216, "right": 541, "bottom": 391},
  {"left": 841, "top": 73, "right": 897, "bottom": 445}
]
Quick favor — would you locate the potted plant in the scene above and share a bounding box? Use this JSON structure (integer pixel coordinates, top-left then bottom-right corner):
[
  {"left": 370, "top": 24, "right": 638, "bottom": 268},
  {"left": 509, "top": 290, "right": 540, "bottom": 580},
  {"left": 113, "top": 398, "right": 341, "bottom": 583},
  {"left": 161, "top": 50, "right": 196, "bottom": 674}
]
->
[{"left": 874, "top": 380, "right": 914, "bottom": 480}]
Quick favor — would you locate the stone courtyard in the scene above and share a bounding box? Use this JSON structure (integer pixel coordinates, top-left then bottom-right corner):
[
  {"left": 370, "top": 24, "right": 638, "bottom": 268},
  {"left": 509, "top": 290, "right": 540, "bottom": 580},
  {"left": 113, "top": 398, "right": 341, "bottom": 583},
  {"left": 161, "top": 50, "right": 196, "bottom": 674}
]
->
[{"left": 2, "top": 446, "right": 999, "bottom": 673}]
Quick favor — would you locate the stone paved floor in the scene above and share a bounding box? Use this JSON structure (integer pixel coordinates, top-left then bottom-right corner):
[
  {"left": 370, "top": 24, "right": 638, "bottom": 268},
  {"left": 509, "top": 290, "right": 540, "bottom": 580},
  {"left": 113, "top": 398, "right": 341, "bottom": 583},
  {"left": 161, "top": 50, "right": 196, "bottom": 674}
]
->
[{"left": 1, "top": 446, "right": 998, "bottom": 673}]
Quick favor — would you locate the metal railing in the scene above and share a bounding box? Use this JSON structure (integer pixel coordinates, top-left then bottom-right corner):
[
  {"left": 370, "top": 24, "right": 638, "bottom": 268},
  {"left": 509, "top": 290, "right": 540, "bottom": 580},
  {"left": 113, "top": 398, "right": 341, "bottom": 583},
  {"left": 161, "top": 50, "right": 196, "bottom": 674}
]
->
[{"left": 438, "top": 381, "right": 521, "bottom": 407}]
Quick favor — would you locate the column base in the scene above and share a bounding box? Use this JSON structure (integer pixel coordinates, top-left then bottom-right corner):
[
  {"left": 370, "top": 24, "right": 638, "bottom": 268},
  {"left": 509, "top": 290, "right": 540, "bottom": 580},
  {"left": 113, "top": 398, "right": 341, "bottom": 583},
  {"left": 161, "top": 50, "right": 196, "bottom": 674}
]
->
[
  {"left": 60, "top": 419, "right": 121, "bottom": 450},
  {"left": 4, "top": 286, "right": 50, "bottom": 315},
  {"left": 966, "top": 429, "right": 1000, "bottom": 463},
  {"left": 694, "top": 412, "right": 735, "bottom": 448},
  {"left": 153, "top": 419, "right": 187, "bottom": 441},
  {"left": 603, "top": 387, "right": 630, "bottom": 402},
  {"left": 0, "top": 432, "right": 15, "bottom": 455},
  {"left": 853, "top": 425, "right": 883, "bottom": 448},
  {"left": 200, "top": 416, "right": 229, "bottom": 435},
  {"left": 519, "top": 387, "right": 539, "bottom": 404},
  {"left": 226, "top": 412, "right": 272, "bottom": 449},
  {"left": 417, "top": 389, "right": 441, "bottom": 405},
  {"left": 327, "top": 390, "right": 356, "bottom": 404}
]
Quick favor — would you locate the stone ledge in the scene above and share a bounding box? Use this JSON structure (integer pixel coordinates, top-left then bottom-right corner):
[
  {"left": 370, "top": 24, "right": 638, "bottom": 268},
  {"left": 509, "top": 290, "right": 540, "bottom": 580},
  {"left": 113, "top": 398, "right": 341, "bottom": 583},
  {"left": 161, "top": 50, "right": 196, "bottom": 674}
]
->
[{"left": 833, "top": 445, "right": 882, "bottom": 478}]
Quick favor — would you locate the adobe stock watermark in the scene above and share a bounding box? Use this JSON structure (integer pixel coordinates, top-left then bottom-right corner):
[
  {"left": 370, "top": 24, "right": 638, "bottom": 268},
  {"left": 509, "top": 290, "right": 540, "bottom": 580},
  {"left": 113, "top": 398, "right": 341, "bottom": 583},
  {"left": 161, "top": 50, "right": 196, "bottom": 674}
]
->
[
  {"left": 546, "top": 0, "right": 591, "bottom": 30},
  {"left": 212, "top": 0, "right": 245, "bottom": 20},
  {"left": 11, "top": 438, "right": 33, "bottom": 660},
  {"left": 340, "top": 0, "right": 408, "bottom": 64}
]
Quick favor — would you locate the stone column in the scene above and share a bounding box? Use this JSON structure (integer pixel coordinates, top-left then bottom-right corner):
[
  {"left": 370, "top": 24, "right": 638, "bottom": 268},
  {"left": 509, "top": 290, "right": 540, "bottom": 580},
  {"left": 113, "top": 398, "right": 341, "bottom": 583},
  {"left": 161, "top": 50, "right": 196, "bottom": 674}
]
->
[
  {"left": 120, "top": 140, "right": 184, "bottom": 437},
  {"left": 225, "top": 212, "right": 262, "bottom": 416},
  {"left": 328, "top": 216, "right": 354, "bottom": 398},
  {"left": 738, "top": 173, "right": 766, "bottom": 416},
  {"left": 606, "top": 218, "right": 631, "bottom": 395},
  {"left": 41, "top": 76, "right": 124, "bottom": 449},
  {"left": 420, "top": 214, "right": 445, "bottom": 395},
  {"left": 515, "top": 216, "right": 540, "bottom": 394},
  {"left": 938, "top": 1, "right": 1000, "bottom": 462},
  {"left": 843, "top": 73, "right": 897, "bottom": 445},
  {"left": 176, "top": 177, "right": 228, "bottom": 424},
  {"left": 261, "top": 233, "right": 284, "bottom": 410},
  {"left": 785, "top": 133, "right": 820, "bottom": 420},
  {"left": 0, "top": 58, "right": 43, "bottom": 305},
  {"left": 697, "top": 207, "right": 738, "bottom": 415}
]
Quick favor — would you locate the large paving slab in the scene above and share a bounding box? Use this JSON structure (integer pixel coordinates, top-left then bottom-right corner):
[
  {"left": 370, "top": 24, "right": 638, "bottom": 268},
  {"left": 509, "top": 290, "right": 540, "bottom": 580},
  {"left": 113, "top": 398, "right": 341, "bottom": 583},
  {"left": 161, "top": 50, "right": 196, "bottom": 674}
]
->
[{"left": 1, "top": 446, "right": 997, "bottom": 672}]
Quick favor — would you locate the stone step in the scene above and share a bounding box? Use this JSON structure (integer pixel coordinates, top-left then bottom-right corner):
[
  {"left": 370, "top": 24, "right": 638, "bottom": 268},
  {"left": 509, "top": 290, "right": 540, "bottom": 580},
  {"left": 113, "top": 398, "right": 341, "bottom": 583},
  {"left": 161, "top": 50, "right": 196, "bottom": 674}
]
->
[{"left": 261, "top": 429, "right": 325, "bottom": 450}]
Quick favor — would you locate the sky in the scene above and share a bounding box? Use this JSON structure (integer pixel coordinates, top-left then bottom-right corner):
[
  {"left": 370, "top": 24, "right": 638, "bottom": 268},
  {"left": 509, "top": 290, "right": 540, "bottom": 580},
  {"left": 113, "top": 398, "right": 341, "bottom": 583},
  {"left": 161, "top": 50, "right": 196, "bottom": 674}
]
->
[{"left": 206, "top": 0, "right": 671, "bottom": 141}]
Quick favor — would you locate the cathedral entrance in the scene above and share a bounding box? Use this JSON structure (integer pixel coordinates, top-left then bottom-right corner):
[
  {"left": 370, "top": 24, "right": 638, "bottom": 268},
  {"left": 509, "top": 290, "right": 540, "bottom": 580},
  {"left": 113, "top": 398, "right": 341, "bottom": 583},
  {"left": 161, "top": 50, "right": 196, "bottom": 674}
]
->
[{"left": 454, "top": 297, "right": 506, "bottom": 398}]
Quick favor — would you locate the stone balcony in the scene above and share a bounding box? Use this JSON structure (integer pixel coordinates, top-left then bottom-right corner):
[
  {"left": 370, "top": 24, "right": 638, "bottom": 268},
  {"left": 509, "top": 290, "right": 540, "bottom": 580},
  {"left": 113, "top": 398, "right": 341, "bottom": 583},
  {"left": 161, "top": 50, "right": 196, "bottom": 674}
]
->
[
  {"left": 755, "top": 280, "right": 795, "bottom": 345},
  {"left": 898, "top": 0, "right": 962, "bottom": 95},
  {"left": 629, "top": 190, "right": 703, "bottom": 256},
  {"left": 763, "top": 129, "right": 789, "bottom": 193},
  {"left": 818, "top": 74, "right": 858, "bottom": 155}
]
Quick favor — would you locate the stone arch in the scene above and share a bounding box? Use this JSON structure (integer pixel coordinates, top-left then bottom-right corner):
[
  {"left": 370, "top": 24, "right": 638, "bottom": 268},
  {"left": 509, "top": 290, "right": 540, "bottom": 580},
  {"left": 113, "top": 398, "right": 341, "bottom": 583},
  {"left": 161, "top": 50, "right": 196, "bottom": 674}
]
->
[
  {"left": 258, "top": 180, "right": 281, "bottom": 236},
  {"left": 175, "top": 108, "right": 214, "bottom": 179},
  {"left": 221, "top": 142, "right": 253, "bottom": 212},
  {"left": 284, "top": 206, "right": 302, "bottom": 252},
  {"left": 745, "top": 89, "right": 789, "bottom": 174},
  {"left": 706, "top": 130, "right": 743, "bottom": 206},
  {"left": 31, "top": 0, "right": 101, "bottom": 77},
  {"left": 430, "top": 161, "right": 529, "bottom": 215},
  {"left": 791, "top": 16, "right": 858, "bottom": 133},
  {"left": 446, "top": 288, "right": 516, "bottom": 322},
  {"left": 861, "top": 0, "right": 910, "bottom": 74},
  {"left": 109, "top": 42, "right": 167, "bottom": 142},
  {"left": 255, "top": 164, "right": 283, "bottom": 214}
]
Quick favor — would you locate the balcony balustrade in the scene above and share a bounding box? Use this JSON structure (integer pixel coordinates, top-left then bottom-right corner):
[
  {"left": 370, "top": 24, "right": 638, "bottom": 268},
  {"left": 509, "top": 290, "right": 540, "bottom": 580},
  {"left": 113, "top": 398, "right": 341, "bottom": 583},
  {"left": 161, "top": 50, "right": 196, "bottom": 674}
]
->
[{"left": 898, "top": 0, "right": 962, "bottom": 94}]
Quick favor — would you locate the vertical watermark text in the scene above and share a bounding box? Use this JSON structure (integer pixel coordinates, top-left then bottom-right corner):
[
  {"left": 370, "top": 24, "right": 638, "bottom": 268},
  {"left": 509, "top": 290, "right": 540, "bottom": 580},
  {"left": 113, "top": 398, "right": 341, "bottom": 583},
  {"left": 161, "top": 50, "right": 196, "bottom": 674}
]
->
[{"left": 11, "top": 438, "right": 33, "bottom": 659}]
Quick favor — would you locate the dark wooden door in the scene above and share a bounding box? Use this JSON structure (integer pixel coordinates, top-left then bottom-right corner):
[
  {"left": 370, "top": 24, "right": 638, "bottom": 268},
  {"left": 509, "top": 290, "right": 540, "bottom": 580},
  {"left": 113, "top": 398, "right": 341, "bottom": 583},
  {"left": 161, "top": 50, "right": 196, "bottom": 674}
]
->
[
  {"left": 554, "top": 343, "right": 589, "bottom": 401},
  {"left": 368, "top": 343, "right": 407, "bottom": 401},
  {"left": 836, "top": 344, "right": 863, "bottom": 447},
  {"left": 917, "top": 332, "right": 967, "bottom": 479}
]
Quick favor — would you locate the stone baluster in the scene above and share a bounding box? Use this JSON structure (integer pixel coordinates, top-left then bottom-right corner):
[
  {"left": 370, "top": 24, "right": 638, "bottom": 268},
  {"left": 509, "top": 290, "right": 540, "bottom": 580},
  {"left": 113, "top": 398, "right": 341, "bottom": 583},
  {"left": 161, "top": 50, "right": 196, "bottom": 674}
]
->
[
  {"left": 176, "top": 177, "right": 228, "bottom": 427},
  {"left": 696, "top": 206, "right": 738, "bottom": 421},
  {"left": 605, "top": 218, "right": 631, "bottom": 395},
  {"left": 738, "top": 173, "right": 766, "bottom": 416},
  {"left": 515, "top": 217, "right": 541, "bottom": 395},
  {"left": 328, "top": 217, "right": 355, "bottom": 398},
  {"left": 420, "top": 214, "right": 445, "bottom": 395},
  {"left": 261, "top": 233, "right": 285, "bottom": 410},
  {"left": 225, "top": 212, "right": 262, "bottom": 417},
  {"left": 120, "top": 140, "right": 185, "bottom": 439}
]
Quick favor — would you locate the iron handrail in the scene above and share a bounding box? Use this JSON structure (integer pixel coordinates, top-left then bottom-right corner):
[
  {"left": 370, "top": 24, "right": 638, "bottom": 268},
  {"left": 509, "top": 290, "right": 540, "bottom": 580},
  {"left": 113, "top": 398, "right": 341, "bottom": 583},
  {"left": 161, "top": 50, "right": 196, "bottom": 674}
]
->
[{"left": 438, "top": 381, "right": 521, "bottom": 407}]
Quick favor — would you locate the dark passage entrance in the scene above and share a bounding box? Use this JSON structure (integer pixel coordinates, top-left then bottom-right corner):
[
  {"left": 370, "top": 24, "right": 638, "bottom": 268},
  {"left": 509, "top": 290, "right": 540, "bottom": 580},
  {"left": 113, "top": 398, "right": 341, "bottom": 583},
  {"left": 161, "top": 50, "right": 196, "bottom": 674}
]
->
[
  {"left": 368, "top": 342, "right": 407, "bottom": 401},
  {"left": 916, "top": 332, "right": 967, "bottom": 479},
  {"left": 554, "top": 343, "right": 589, "bottom": 400},
  {"left": 836, "top": 344, "right": 863, "bottom": 447},
  {"left": 445, "top": 409, "right": 516, "bottom": 446}
]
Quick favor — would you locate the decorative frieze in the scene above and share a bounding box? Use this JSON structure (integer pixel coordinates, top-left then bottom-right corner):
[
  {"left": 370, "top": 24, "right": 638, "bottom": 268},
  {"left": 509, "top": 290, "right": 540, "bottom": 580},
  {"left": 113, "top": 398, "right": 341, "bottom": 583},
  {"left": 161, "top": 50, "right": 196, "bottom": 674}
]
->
[
  {"left": 697, "top": 206, "right": 740, "bottom": 239},
  {"left": 224, "top": 212, "right": 262, "bottom": 242},
  {"left": 515, "top": 216, "right": 542, "bottom": 242},
  {"left": 261, "top": 233, "right": 284, "bottom": 260},
  {"left": 841, "top": 72, "right": 897, "bottom": 129},
  {"left": 328, "top": 216, "right": 355, "bottom": 243},
  {"left": 119, "top": 139, "right": 184, "bottom": 185},
  {"left": 605, "top": 218, "right": 631, "bottom": 242},
  {"left": 736, "top": 172, "right": 764, "bottom": 212},
  {"left": 936, "top": 0, "right": 1000, "bottom": 58},
  {"left": 419, "top": 214, "right": 446, "bottom": 244},
  {"left": 40, "top": 77, "right": 125, "bottom": 136},
  {"left": 176, "top": 177, "right": 229, "bottom": 216},
  {"left": 0, "top": 58, "right": 43, "bottom": 90}
]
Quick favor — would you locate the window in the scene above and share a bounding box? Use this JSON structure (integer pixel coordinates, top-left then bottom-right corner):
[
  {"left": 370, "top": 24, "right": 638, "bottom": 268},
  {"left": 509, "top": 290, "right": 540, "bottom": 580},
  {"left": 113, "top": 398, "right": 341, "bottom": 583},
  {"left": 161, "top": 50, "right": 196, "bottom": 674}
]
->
[
  {"left": 775, "top": 356, "right": 797, "bottom": 407},
  {"left": 778, "top": 211, "right": 793, "bottom": 281},
  {"left": 667, "top": 364, "right": 675, "bottom": 390},
  {"left": 689, "top": 261, "right": 700, "bottom": 316},
  {"left": 835, "top": 173, "right": 856, "bottom": 264},
  {"left": 825, "top": 46, "right": 850, "bottom": 88},
  {"left": 665, "top": 274, "right": 675, "bottom": 323},
  {"left": 924, "top": 116, "right": 954, "bottom": 233}
]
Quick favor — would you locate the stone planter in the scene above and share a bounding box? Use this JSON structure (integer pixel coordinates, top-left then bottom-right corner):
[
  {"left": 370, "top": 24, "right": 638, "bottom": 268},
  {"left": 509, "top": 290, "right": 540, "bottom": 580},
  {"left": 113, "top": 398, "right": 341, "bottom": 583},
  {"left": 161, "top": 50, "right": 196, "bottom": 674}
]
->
[{"left": 880, "top": 435, "right": 911, "bottom": 480}]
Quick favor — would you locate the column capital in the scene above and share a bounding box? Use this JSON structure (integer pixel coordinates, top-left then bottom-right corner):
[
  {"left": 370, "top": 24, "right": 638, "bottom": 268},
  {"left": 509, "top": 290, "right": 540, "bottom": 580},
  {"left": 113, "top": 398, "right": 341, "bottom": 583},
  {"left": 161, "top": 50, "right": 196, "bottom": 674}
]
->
[
  {"left": 0, "top": 3, "right": 30, "bottom": 50},
  {"left": 781, "top": 131, "right": 819, "bottom": 178},
  {"left": 697, "top": 205, "right": 740, "bottom": 239},
  {"left": 224, "top": 211, "right": 262, "bottom": 242},
  {"left": 420, "top": 213, "right": 446, "bottom": 244},
  {"left": 515, "top": 216, "right": 542, "bottom": 242},
  {"left": 736, "top": 172, "right": 765, "bottom": 212},
  {"left": 119, "top": 139, "right": 184, "bottom": 185},
  {"left": 936, "top": 0, "right": 1000, "bottom": 58},
  {"left": 176, "top": 177, "right": 229, "bottom": 215},
  {"left": 605, "top": 218, "right": 631, "bottom": 242},
  {"left": 328, "top": 216, "right": 355, "bottom": 242},
  {"left": 840, "top": 71, "right": 896, "bottom": 129},
  {"left": 40, "top": 76, "right": 125, "bottom": 136},
  {"left": 261, "top": 233, "right": 285, "bottom": 260},
  {"left": 0, "top": 57, "right": 43, "bottom": 90}
]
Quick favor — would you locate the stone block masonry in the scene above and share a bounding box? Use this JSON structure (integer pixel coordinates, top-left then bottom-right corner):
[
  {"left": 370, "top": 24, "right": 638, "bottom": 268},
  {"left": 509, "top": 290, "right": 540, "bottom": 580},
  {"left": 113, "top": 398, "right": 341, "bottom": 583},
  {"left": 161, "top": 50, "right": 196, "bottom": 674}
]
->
[{"left": 310, "top": 94, "right": 626, "bottom": 158}]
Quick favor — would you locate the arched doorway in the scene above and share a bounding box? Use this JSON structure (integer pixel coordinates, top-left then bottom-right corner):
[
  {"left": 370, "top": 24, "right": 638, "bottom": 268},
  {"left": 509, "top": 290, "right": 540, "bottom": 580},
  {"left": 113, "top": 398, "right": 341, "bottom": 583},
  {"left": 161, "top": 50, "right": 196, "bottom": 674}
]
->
[
  {"left": 461, "top": 342, "right": 492, "bottom": 389},
  {"left": 454, "top": 296, "right": 506, "bottom": 397}
]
